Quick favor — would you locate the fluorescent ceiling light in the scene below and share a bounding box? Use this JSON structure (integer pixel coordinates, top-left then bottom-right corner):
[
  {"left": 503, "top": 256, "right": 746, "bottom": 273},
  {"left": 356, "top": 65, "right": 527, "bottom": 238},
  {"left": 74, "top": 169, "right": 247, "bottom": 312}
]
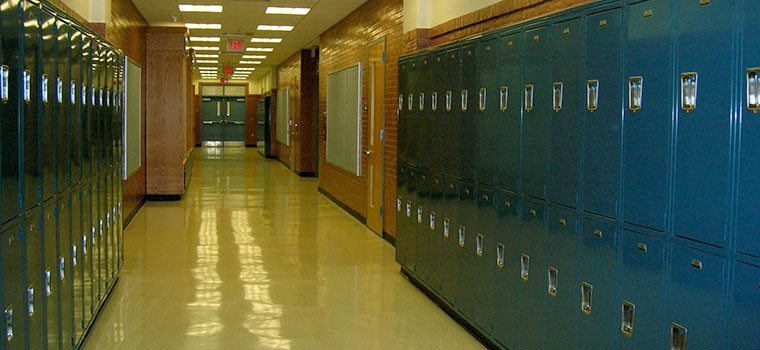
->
[
  {"left": 189, "top": 36, "right": 220, "bottom": 42},
  {"left": 240, "top": 61, "right": 262, "bottom": 64},
  {"left": 198, "top": 66, "right": 217, "bottom": 70},
  {"left": 190, "top": 46, "right": 220, "bottom": 51},
  {"left": 195, "top": 54, "right": 219, "bottom": 58},
  {"left": 265, "top": 7, "right": 310, "bottom": 15},
  {"left": 195, "top": 60, "right": 218, "bottom": 63},
  {"left": 250, "top": 37, "right": 282, "bottom": 43},
  {"left": 257, "top": 25, "right": 294, "bottom": 32},
  {"left": 231, "top": 77, "right": 248, "bottom": 80},
  {"left": 246, "top": 47, "right": 274, "bottom": 52},
  {"left": 185, "top": 23, "right": 222, "bottom": 29},
  {"left": 236, "top": 67, "right": 256, "bottom": 71},
  {"left": 242, "top": 55, "right": 266, "bottom": 59},
  {"left": 179, "top": 4, "right": 223, "bottom": 13}
]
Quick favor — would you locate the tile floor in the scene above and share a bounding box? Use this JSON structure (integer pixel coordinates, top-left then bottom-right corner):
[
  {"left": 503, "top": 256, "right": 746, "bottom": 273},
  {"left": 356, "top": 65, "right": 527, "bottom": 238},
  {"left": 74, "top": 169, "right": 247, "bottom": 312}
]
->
[{"left": 81, "top": 147, "right": 484, "bottom": 349}]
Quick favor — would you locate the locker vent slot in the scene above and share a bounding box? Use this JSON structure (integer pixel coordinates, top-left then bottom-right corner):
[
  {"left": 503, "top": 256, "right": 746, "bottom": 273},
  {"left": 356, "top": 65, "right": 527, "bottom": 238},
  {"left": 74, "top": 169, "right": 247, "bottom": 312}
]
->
[
  {"left": 496, "top": 243, "right": 505, "bottom": 268},
  {"left": 587, "top": 80, "right": 599, "bottom": 112},
  {"left": 524, "top": 85, "right": 534, "bottom": 112},
  {"left": 680, "top": 72, "right": 698, "bottom": 112},
  {"left": 443, "top": 218, "right": 450, "bottom": 238},
  {"left": 5, "top": 306, "right": 12, "bottom": 341},
  {"left": 521, "top": 254, "right": 530, "bottom": 281},
  {"left": 581, "top": 282, "right": 593, "bottom": 315},
  {"left": 500, "top": 87, "right": 508, "bottom": 111},
  {"left": 429, "top": 212, "right": 436, "bottom": 230},
  {"left": 628, "top": 76, "right": 643, "bottom": 112},
  {"left": 445, "top": 91, "right": 452, "bottom": 111},
  {"left": 458, "top": 226, "right": 466, "bottom": 247},
  {"left": 476, "top": 233, "right": 484, "bottom": 256},
  {"left": 431, "top": 92, "right": 437, "bottom": 111},
  {"left": 746, "top": 68, "right": 760, "bottom": 113},
  {"left": 548, "top": 267, "right": 558, "bottom": 296},
  {"left": 479, "top": 88, "right": 486, "bottom": 111},
  {"left": 461, "top": 90, "right": 468, "bottom": 111},
  {"left": 0, "top": 65, "right": 8, "bottom": 100},
  {"left": 671, "top": 323, "right": 687, "bottom": 350},
  {"left": 621, "top": 301, "right": 636, "bottom": 337}
]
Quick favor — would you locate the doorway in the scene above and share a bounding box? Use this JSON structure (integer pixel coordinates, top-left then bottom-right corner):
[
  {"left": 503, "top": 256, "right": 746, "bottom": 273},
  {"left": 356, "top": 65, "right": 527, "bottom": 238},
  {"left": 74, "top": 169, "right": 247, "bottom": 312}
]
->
[
  {"left": 366, "top": 39, "right": 386, "bottom": 235},
  {"left": 199, "top": 84, "right": 248, "bottom": 147}
]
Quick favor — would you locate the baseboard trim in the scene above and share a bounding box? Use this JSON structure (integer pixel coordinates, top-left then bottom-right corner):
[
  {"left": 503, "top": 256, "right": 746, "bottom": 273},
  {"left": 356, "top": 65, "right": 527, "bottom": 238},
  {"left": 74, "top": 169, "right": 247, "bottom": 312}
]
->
[
  {"left": 318, "top": 187, "right": 366, "bottom": 224},
  {"left": 382, "top": 231, "right": 396, "bottom": 246},
  {"left": 145, "top": 194, "right": 183, "bottom": 201}
]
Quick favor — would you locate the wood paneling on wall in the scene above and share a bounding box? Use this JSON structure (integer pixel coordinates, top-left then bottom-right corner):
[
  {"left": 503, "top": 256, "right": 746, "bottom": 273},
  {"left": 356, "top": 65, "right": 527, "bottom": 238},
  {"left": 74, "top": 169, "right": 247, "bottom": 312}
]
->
[
  {"left": 318, "top": 0, "right": 403, "bottom": 237},
  {"left": 246, "top": 95, "right": 260, "bottom": 146}
]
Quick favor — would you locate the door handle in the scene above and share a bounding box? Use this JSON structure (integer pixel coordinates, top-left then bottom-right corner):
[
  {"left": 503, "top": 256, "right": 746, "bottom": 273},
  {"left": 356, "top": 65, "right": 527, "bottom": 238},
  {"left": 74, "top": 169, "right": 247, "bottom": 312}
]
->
[
  {"left": 364, "top": 149, "right": 371, "bottom": 155},
  {"left": 227, "top": 101, "right": 230, "bottom": 117},
  {"left": 202, "top": 121, "right": 214, "bottom": 125}
]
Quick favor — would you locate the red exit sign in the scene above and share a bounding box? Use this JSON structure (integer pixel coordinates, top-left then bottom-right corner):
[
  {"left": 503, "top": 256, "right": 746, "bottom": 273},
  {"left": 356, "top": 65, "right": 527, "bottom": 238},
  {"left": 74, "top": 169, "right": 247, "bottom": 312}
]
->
[{"left": 227, "top": 39, "right": 244, "bottom": 52}]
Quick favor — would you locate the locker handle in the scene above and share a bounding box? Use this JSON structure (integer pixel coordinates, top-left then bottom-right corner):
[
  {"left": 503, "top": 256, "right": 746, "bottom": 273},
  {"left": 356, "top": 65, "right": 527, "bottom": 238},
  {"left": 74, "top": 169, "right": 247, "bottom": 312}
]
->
[
  {"left": 671, "top": 323, "right": 687, "bottom": 350},
  {"left": 530, "top": 209, "right": 537, "bottom": 216},
  {"left": 478, "top": 88, "right": 486, "bottom": 112},
  {"left": 621, "top": 301, "right": 636, "bottom": 337},
  {"left": 429, "top": 211, "right": 436, "bottom": 230},
  {"left": 500, "top": 86, "right": 508, "bottom": 111},
  {"left": 476, "top": 233, "right": 484, "bottom": 256},
  {"left": 419, "top": 92, "right": 425, "bottom": 111},
  {"left": 628, "top": 76, "right": 643, "bottom": 112},
  {"left": 42, "top": 74, "right": 49, "bottom": 103},
  {"left": 581, "top": 282, "right": 593, "bottom": 315},
  {"left": 59, "top": 256, "right": 65, "bottom": 280},
  {"left": 548, "top": 267, "right": 558, "bottom": 296},
  {"left": 524, "top": 85, "right": 534, "bottom": 112},
  {"left": 396, "top": 198, "right": 401, "bottom": 212},
  {"left": 431, "top": 92, "right": 437, "bottom": 111},
  {"left": 406, "top": 201, "right": 411, "bottom": 217},
  {"left": 521, "top": 254, "right": 530, "bottom": 281},
  {"left": 82, "top": 84, "right": 87, "bottom": 105},
  {"left": 445, "top": 91, "right": 452, "bottom": 111},
  {"left": 504, "top": 201, "right": 511, "bottom": 209},
  {"left": 45, "top": 270, "right": 52, "bottom": 296},
  {"left": 82, "top": 235, "right": 87, "bottom": 255},
  {"left": 56, "top": 77, "right": 63, "bottom": 103},
  {"left": 23, "top": 70, "right": 31, "bottom": 102},
  {"left": 70, "top": 80, "right": 76, "bottom": 105},
  {"left": 443, "top": 218, "right": 450, "bottom": 238},
  {"left": 680, "top": 72, "right": 698, "bottom": 112},
  {"left": 417, "top": 206, "right": 423, "bottom": 224},
  {"left": 458, "top": 226, "right": 466, "bottom": 247},
  {"left": 587, "top": 80, "right": 599, "bottom": 112},
  {"left": 552, "top": 82, "right": 563, "bottom": 112},
  {"left": 227, "top": 101, "right": 231, "bottom": 116},
  {"left": 559, "top": 218, "right": 567, "bottom": 226},
  {"left": 397, "top": 94, "right": 403, "bottom": 110},
  {"left": 91, "top": 87, "right": 96, "bottom": 106},
  {"left": 72, "top": 244, "right": 77, "bottom": 266},
  {"left": 5, "top": 306, "right": 12, "bottom": 341},
  {"left": 408, "top": 94, "right": 413, "bottom": 111},
  {"left": 746, "top": 68, "right": 760, "bottom": 113},
  {"left": 27, "top": 287, "right": 34, "bottom": 316},
  {"left": 0, "top": 65, "right": 8, "bottom": 101},
  {"left": 496, "top": 243, "right": 505, "bottom": 268},
  {"left": 461, "top": 90, "right": 468, "bottom": 111}
]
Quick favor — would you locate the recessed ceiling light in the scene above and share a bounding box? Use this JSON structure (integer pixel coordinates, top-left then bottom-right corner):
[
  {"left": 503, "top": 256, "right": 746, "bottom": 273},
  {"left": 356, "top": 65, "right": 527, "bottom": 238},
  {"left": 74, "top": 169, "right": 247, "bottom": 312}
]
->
[
  {"left": 239, "top": 61, "right": 262, "bottom": 64},
  {"left": 265, "top": 7, "right": 310, "bottom": 15},
  {"left": 242, "top": 55, "right": 266, "bottom": 59},
  {"left": 250, "top": 37, "right": 282, "bottom": 43},
  {"left": 245, "top": 47, "right": 274, "bottom": 52},
  {"left": 179, "top": 4, "right": 223, "bottom": 13},
  {"left": 257, "top": 25, "right": 294, "bottom": 32},
  {"left": 236, "top": 67, "right": 256, "bottom": 71},
  {"left": 195, "top": 60, "right": 218, "bottom": 63},
  {"left": 185, "top": 23, "right": 222, "bottom": 29},
  {"left": 198, "top": 66, "right": 217, "bottom": 69},
  {"left": 189, "top": 36, "right": 220, "bottom": 42},
  {"left": 190, "top": 46, "right": 220, "bottom": 51},
  {"left": 195, "top": 54, "right": 219, "bottom": 58}
]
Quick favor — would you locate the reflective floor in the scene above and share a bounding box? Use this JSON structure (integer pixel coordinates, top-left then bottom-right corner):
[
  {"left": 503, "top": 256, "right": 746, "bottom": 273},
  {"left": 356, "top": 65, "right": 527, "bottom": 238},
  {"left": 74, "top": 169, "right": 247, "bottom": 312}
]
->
[{"left": 82, "top": 147, "right": 484, "bottom": 350}]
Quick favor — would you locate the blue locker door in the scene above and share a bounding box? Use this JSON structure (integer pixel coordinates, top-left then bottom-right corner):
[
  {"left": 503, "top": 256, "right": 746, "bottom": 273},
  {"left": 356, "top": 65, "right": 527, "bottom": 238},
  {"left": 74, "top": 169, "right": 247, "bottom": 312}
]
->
[
  {"left": 578, "top": 215, "right": 619, "bottom": 350},
  {"left": 477, "top": 37, "right": 499, "bottom": 186},
  {"left": 80, "top": 182, "right": 93, "bottom": 331},
  {"left": 413, "top": 172, "right": 430, "bottom": 280},
  {"left": 455, "top": 180, "right": 476, "bottom": 319},
  {"left": 473, "top": 185, "right": 497, "bottom": 334},
  {"left": 401, "top": 166, "right": 419, "bottom": 271},
  {"left": 0, "top": 0, "right": 22, "bottom": 224},
  {"left": 522, "top": 27, "right": 550, "bottom": 199},
  {"left": 397, "top": 58, "right": 408, "bottom": 165},
  {"left": 395, "top": 164, "right": 407, "bottom": 266},
  {"left": 22, "top": 3, "right": 41, "bottom": 210},
  {"left": 548, "top": 17, "right": 583, "bottom": 208},
  {"left": 407, "top": 58, "right": 419, "bottom": 167},
  {"left": 666, "top": 244, "right": 726, "bottom": 349},
  {"left": 492, "top": 191, "right": 519, "bottom": 349},
  {"left": 516, "top": 199, "right": 548, "bottom": 350},
  {"left": 25, "top": 209, "right": 45, "bottom": 350},
  {"left": 496, "top": 32, "right": 522, "bottom": 193},
  {"left": 730, "top": 260, "right": 760, "bottom": 349},
  {"left": 91, "top": 177, "right": 103, "bottom": 304},
  {"left": 69, "top": 29, "right": 82, "bottom": 185},
  {"left": 442, "top": 49, "right": 461, "bottom": 177},
  {"left": 430, "top": 50, "right": 445, "bottom": 174},
  {"left": 623, "top": 0, "right": 673, "bottom": 231},
  {"left": 672, "top": 0, "right": 733, "bottom": 248},
  {"left": 735, "top": 0, "right": 760, "bottom": 259},
  {"left": 544, "top": 206, "right": 580, "bottom": 349},
  {"left": 43, "top": 204, "right": 60, "bottom": 350},
  {"left": 56, "top": 20, "right": 71, "bottom": 194},
  {"left": 583, "top": 8, "right": 623, "bottom": 219},
  {"left": 417, "top": 55, "right": 431, "bottom": 171},
  {"left": 40, "top": 8, "right": 56, "bottom": 201},
  {"left": 1, "top": 220, "right": 24, "bottom": 350},
  {"left": 70, "top": 187, "right": 85, "bottom": 343},
  {"left": 91, "top": 44, "right": 103, "bottom": 176},
  {"left": 80, "top": 35, "right": 92, "bottom": 181},
  {"left": 439, "top": 175, "right": 459, "bottom": 304},
  {"left": 57, "top": 195, "right": 74, "bottom": 349},
  {"left": 427, "top": 175, "right": 444, "bottom": 292},
  {"left": 619, "top": 230, "right": 666, "bottom": 349},
  {"left": 459, "top": 44, "right": 477, "bottom": 181}
]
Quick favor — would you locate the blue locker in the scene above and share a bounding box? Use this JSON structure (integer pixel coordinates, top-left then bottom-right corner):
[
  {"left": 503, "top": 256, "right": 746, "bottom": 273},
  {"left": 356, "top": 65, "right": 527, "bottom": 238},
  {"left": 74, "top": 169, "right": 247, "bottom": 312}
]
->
[
  {"left": 548, "top": 17, "right": 583, "bottom": 208},
  {"left": 70, "top": 186, "right": 85, "bottom": 342},
  {"left": 454, "top": 179, "right": 476, "bottom": 318},
  {"left": 1, "top": 219, "right": 24, "bottom": 350},
  {"left": 496, "top": 32, "right": 522, "bottom": 194},
  {"left": 515, "top": 198, "right": 548, "bottom": 350},
  {"left": 80, "top": 34, "right": 92, "bottom": 181},
  {"left": 619, "top": 229, "right": 666, "bottom": 349},
  {"left": 43, "top": 203, "right": 60, "bottom": 349},
  {"left": 578, "top": 215, "right": 619, "bottom": 350},
  {"left": 583, "top": 7, "right": 623, "bottom": 219},
  {"left": 429, "top": 50, "right": 446, "bottom": 174},
  {"left": 69, "top": 28, "right": 82, "bottom": 185},
  {"left": 442, "top": 48, "right": 461, "bottom": 177},
  {"left": 476, "top": 36, "right": 499, "bottom": 186},
  {"left": 417, "top": 54, "right": 431, "bottom": 171},
  {"left": 544, "top": 206, "right": 580, "bottom": 349},
  {"left": 57, "top": 194, "right": 74, "bottom": 349},
  {"left": 413, "top": 171, "right": 430, "bottom": 281},
  {"left": 735, "top": 0, "right": 760, "bottom": 259},
  {"left": 622, "top": 0, "right": 672, "bottom": 231},
  {"left": 92, "top": 176, "right": 104, "bottom": 303},
  {"left": 395, "top": 164, "right": 408, "bottom": 266},
  {"left": 397, "top": 58, "right": 409, "bottom": 165},
  {"left": 459, "top": 44, "right": 477, "bottom": 181},
  {"left": 22, "top": 2, "right": 41, "bottom": 210},
  {"left": 666, "top": 243, "right": 727, "bottom": 349},
  {"left": 0, "top": 0, "right": 23, "bottom": 224},
  {"left": 80, "top": 181, "right": 93, "bottom": 333},
  {"left": 399, "top": 166, "right": 419, "bottom": 271},
  {"left": 472, "top": 185, "right": 497, "bottom": 334},
  {"left": 671, "top": 0, "right": 733, "bottom": 248},
  {"left": 439, "top": 175, "right": 459, "bottom": 303},
  {"left": 24, "top": 208, "right": 45, "bottom": 350},
  {"left": 40, "top": 7, "right": 56, "bottom": 201},
  {"left": 491, "top": 191, "right": 519, "bottom": 349},
  {"left": 55, "top": 19, "right": 71, "bottom": 194},
  {"left": 426, "top": 174, "right": 444, "bottom": 292},
  {"left": 406, "top": 58, "right": 419, "bottom": 167},
  {"left": 730, "top": 260, "right": 760, "bottom": 349},
  {"left": 522, "top": 26, "right": 550, "bottom": 200}
]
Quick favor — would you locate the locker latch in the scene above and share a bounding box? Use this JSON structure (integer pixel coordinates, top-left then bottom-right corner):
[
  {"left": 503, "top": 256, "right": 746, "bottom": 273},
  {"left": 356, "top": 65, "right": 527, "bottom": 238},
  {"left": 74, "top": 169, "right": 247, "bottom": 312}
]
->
[
  {"left": 548, "top": 267, "right": 558, "bottom": 296},
  {"left": 397, "top": 94, "right": 403, "bottom": 110},
  {"left": 621, "top": 301, "right": 636, "bottom": 337},
  {"left": 27, "top": 287, "right": 34, "bottom": 316},
  {"left": 521, "top": 254, "right": 530, "bottom": 281},
  {"left": 553, "top": 82, "right": 564, "bottom": 112},
  {"left": 628, "top": 76, "right": 643, "bottom": 112},
  {"left": 431, "top": 92, "right": 438, "bottom": 111},
  {"left": 458, "top": 226, "right": 466, "bottom": 247},
  {"left": 680, "top": 72, "right": 698, "bottom": 112},
  {"left": 407, "top": 94, "right": 413, "bottom": 111},
  {"left": 500, "top": 87, "right": 508, "bottom": 111},
  {"left": 45, "top": 270, "right": 52, "bottom": 296},
  {"left": 0, "top": 65, "right": 8, "bottom": 101},
  {"left": 23, "top": 70, "right": 31, "bottom": 102},
  {"left": 419, "top": 92, "right": 425, "bottom": 111},
  {"left": 5, "top": 306, "right": 12, "bottom": 341},
  {"left": 461, "top": 90, "right": 468, "bottom": 111},
  {"left": 496, "top": 243, "right": 505, "bottom": 268},
  {"left": 42, "top": 74, "right": 49, "bottom": 103},
  {"left": 587, "top": 80, "right": 599, "bottom": 112},
  {"left": 445, "top": 91, "right": 452, "bottom": 111},
  {"left": 443, "top": 218, "right": 450, "bottom": 238},
  {"left": 746, "top": 68, "right": 760, "bottom": 113},
  {"left": 671, "top": 323, "right": 687, "bottom": 350},
  {"left": 429, "top": 212, "right": 436, "bottom": 230},
  {"left": 56, "top": 77, "right": 63, "bottom": 103},
  {"left": 524, "top": 85, "right": 534, "bottom": 112},
  {"left": 581, "top": 282, "right": 593, "bottom": 315},
  {"left": 478, "top": 88, "right": 486, "bottom": 112},
  {"left": 476, "top": 233, "right": 484, "bottom": 256},
  {"left": 70, "top": 80, "right": 76, "bottom": 105}
]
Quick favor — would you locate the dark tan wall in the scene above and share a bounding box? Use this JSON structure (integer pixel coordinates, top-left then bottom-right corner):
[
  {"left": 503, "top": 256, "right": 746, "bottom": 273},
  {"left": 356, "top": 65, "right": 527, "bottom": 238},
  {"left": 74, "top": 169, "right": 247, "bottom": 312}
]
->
[{"left": 318, "top": 0, "right": 404, "bottom": 237}]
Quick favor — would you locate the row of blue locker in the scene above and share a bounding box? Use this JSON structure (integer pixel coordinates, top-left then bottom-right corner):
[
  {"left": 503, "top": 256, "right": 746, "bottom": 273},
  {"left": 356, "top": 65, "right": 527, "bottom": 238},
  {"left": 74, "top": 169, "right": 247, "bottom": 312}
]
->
[
  {"left": 0, "top": 0, "right": 126, "bottom": 348},
  {"left": 0, "top": 0, "right": 125, "bottom": 226},
  {"left": 396, "top": 167, "right": 759, "bottom": 350},
  {"left": 396, "top": 0, "right": 760, "bottom": 259}
]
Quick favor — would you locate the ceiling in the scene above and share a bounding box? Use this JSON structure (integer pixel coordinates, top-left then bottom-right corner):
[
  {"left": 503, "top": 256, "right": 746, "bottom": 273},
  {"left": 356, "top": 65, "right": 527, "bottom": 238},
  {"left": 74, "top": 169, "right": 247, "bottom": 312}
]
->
[{"left": 129, "top": 0, "right": 368, "bottom": 81}]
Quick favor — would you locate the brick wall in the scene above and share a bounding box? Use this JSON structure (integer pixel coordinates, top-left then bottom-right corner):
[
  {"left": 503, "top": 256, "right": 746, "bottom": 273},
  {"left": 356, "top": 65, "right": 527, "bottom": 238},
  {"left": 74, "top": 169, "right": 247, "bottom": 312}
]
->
[{"left": 318, "top": 0, "right": 404, "bottom": 237}]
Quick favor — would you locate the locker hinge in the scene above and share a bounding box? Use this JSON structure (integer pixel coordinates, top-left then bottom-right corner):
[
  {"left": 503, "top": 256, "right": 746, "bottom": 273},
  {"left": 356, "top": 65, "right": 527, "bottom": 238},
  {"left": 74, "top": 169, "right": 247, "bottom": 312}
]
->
[{"left": 380, "top": 129, "right": 385, "bottom": 141}]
